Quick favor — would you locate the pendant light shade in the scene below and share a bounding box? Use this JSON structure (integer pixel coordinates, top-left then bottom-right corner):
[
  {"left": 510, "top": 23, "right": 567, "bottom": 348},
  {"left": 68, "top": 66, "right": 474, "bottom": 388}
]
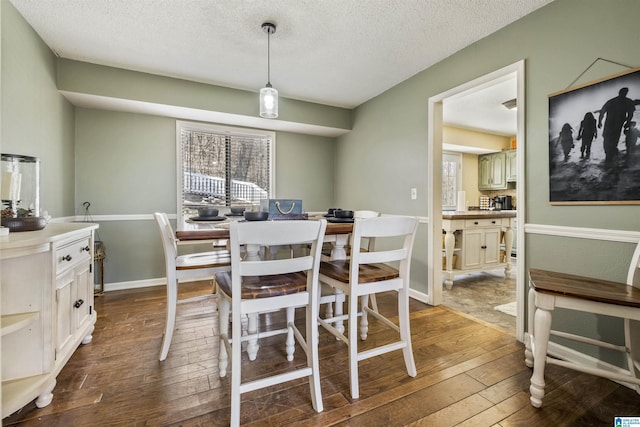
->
[
  {"left": 260, "top": 22, "right": 278, "bottom": 119},
  {"left": 260, "top": 84, "right": 278, "bottom": 118}
]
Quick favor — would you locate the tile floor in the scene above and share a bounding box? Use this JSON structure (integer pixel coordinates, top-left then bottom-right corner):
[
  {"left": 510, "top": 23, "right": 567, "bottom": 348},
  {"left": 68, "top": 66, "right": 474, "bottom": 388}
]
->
[{"left": 441, "top": 258, "right": 517, "bottom": 333}]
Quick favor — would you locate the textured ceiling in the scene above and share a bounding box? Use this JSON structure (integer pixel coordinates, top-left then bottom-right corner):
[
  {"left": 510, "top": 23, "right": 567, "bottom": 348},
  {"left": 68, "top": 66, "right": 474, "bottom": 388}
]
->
[{"left": 10, "top": 0, "right": 553, "bottom": 112}]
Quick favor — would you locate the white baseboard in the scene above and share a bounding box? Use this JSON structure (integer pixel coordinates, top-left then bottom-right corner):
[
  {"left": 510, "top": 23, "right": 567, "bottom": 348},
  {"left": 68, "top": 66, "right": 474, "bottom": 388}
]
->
[
  {"left": 104, "top": 277, "right": 165, "bottom": 292},
  {"left": 409, "top": 287, "right": 429, "bottom": 304},
  {"left": 103, "top": 276, "right": 214, "bottom": 292}
]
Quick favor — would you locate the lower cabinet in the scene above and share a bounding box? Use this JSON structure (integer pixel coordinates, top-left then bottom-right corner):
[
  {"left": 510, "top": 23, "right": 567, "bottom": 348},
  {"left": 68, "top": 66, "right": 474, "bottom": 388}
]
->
[
  {"left": 55, "top": 236, "right": 94, "bottom": 358},
  {"left": 1, "top": 223, "right": 98, "bottom": 419},
  {"left": 460, "top": 227, "right": 502, "bottom": 269}
]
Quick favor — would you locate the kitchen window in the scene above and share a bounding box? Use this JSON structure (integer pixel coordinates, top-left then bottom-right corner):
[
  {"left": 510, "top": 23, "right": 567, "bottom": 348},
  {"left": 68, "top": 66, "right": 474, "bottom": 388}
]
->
[
  {"left": 442, "top": 152, "right": 461, "bottom": 211},
  {"left": 176, "top": 121, "right": 275, "bottom": 221}
]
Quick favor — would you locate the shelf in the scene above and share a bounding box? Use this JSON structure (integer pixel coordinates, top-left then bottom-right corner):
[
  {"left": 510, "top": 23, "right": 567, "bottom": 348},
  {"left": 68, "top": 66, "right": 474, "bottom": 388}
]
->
[
  {"left": 2, "top": 373, "right": 51, "bottom": 418},
  {"left": 1, "top": 312, "right": 39, "bottom": 337}
]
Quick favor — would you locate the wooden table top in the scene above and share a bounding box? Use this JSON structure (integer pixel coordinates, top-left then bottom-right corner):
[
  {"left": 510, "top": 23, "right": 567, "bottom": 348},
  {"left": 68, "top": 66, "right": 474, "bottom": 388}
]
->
[
  {"left": 176, "top": 217, "right": 353, "bottom": 241},
  {"left": 529, "top": 268, "right": 640, "bottom": 308},
  {"left": 442, "top": 210, "right": 516, "bottom": 220}
]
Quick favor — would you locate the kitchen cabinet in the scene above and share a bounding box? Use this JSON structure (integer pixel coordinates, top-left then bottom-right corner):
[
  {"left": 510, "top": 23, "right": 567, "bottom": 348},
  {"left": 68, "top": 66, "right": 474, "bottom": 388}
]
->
[
  {"left": 506, "top": 149, "right": 517, "bottom": 182},
  {"left": 1, "top": 223, "right": 98, "bottom": 419},
  {"left": 461, "top": 225, "right": 502, "bottom": 269},
  {"left": 478, "top": 152, "right": 507, "bottom": 190},
  {"left": 442, "top": 211, "right": 514, "bottom": 289}
]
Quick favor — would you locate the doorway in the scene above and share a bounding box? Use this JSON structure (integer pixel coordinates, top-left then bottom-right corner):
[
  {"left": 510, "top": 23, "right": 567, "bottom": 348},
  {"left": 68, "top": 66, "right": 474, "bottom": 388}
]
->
[{"left": 427, "top": 60, "right": 526, "bottom": 342}]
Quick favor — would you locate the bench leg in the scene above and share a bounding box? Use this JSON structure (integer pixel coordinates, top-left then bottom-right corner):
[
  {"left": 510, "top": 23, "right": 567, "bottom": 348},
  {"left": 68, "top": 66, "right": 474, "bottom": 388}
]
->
[{"left": 530, "top": 306, "right": 552, "bottom": 408}]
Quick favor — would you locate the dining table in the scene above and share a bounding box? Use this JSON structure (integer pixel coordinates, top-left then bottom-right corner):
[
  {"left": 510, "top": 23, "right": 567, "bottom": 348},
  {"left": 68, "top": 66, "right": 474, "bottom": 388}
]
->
[
  {"left": 176, "top": 213, "right": 354, "bottom": 260},
  {"left": 176, "top": 212, "right": 353, "bottom": 360}
]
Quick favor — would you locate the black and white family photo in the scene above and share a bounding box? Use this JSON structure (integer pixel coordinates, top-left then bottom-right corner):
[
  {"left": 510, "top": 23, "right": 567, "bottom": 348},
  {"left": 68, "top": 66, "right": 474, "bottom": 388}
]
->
[{"left": 548, "top": 68, "right": 640, "bottom": 204}]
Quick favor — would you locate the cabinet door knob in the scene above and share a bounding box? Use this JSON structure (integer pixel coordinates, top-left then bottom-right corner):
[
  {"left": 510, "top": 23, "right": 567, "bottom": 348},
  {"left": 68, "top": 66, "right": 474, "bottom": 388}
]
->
[
  {"left": 474, "top": 221, "right": 479, "bottom": 225},
  {"left": 62, "top": 254, "right": 72, "bottom": 262},
  {"left": 481, "top": 245, "right": 487, "bottom": 249},
  {"left": 74, "top": 299, "right": 85, "bottom": 308},
  {"left": 81, "top": 246, "right": 91, "bottom": 252},
  {"left": 491, "top": 220, "right": 496, "bottom": 224}
]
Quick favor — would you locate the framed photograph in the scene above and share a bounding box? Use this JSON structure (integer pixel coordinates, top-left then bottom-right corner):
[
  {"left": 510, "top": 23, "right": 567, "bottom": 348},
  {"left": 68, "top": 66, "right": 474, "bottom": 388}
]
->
[{"left": 548, "top": 67, "right": 640, "bottom": 204}]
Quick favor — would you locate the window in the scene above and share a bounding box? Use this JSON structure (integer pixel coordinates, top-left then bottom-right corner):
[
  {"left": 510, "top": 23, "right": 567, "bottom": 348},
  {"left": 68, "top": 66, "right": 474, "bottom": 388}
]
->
[
  {"left": 177, "top": 121, "right": 274, "bottom": 221},
  {"left": 442, "top": 152, "right": 461, "bottom": 211}
]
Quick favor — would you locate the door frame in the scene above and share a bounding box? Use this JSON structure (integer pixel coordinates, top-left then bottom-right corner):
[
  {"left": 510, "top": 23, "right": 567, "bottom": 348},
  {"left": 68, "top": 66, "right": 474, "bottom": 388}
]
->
[{"left": 427, "top": 60, "right": 526, "bottom": 342}]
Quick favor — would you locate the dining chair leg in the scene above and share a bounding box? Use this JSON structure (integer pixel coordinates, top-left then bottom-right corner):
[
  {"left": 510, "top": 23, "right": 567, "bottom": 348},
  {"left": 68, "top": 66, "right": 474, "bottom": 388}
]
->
[
  {"left": 247, "top": 313, "right": 260, "bottom": 361},
  {"left": 218, "top": 297, "right": 230, "bottom": 377},
  {"left": 307, "top": 295, "right": 323, "bottom": 412},
  {"left": 348, "top": 294, "right": 360, "bottom": 399},
  {"left": 399, "top": 288, "right": 417, "bottom": 377},
  {"left": 334, "top": 290, "right": 345, "bottom": 335},
  {"left": 360, "top": 295, "right": 369, "bottom": 340},
  {"left": 286, "top": 307, "right": 296, "bottom": 361},
  {"left": 159, "top": 275, "right": 178, "bottom": 361},
  {"left": 230, "top": 301, "right": 243, "bottom": 427}
]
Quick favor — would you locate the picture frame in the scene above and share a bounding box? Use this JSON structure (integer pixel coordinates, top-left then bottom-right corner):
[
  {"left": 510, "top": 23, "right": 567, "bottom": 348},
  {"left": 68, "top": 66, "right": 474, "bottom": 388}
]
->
[{"left": 548, "top": 67, "right": 640, "bottom": 205}]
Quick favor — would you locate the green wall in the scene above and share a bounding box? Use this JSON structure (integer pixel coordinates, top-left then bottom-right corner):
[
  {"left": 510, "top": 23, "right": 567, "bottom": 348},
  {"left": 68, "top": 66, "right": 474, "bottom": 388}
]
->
[
  {"left": 73, "top": 108, "right": 335, "bottom": 283},
  {"left": 335, "top": 0, "right": 640, "bottom": 364},
  {"left": 2, "top": 0, "right": 338, "bottom": 285},
  {"left": 1, "top": 1, "right": 75, "bottom": 217}
]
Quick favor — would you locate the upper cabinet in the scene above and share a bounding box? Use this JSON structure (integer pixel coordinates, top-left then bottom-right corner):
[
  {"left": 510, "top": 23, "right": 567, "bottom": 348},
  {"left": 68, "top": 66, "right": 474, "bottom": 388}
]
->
[
  {"left": 505, "top": 150, "right": 517, "bottom": 182},
  {"left": 478, "top": 150, "right": 516, "bottom": 190},
  {"left": 478, "top": 151, "right": 506, "bottom": 190}
]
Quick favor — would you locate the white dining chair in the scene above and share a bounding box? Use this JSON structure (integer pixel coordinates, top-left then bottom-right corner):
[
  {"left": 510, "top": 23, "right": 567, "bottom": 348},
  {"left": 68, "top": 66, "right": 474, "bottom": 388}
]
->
[
  {"left": 215, "top": 219, "right": 327, "bottom": 426},
  {"left": 320, "top": 210, "right": 381, "bottom": 334},
  {"left": 153, "top": 212, "right": 231, "bottom": 361},
  {"left": 318, "top": 215, "right": 419, "bottom": 399}
]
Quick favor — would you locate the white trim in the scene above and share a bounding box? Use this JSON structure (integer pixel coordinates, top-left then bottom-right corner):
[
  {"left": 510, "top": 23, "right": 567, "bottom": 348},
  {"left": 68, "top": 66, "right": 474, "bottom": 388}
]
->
[
  {"left": 525, "top": 223, "right": 640, "bottom": 243},
  {"left": 105, "top": 277, "right": 166, "bottom": 292},
  {"left": 427, "top": 60, "right": 526, "bottom": 344},
  {"left": 408, "top": 288, "right": 429, "bottom": 304},
  {"left": 104, "top": 276, "right": 210, "bottom": 292}
]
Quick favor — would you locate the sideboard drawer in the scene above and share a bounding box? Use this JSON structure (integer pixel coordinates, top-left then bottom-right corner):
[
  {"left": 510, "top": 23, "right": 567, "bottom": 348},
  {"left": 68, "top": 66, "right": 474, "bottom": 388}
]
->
[
  {"left": 55, "top": 237, "right": 92, "bottom": 274},
  {"left": 464, "top": 218, "right": 502, "bottom": 228}
]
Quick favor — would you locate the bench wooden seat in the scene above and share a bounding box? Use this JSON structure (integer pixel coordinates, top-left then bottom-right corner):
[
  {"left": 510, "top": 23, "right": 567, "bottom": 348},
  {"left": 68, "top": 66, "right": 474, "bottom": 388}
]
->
[{"left": 525, "top": 242, "right": 640, "bottom": 408}]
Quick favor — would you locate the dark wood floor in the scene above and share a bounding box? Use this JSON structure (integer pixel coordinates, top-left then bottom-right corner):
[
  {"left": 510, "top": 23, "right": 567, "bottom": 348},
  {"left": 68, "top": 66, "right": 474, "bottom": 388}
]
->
[{"left": 5, "top": 281, "right": 640, "bottom": 426}]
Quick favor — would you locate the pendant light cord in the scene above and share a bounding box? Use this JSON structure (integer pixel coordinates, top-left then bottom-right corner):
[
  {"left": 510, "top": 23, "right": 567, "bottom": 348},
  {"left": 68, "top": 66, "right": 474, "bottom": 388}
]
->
[{"left": 267, "top": 29, "right": 272, "bottom": 86}]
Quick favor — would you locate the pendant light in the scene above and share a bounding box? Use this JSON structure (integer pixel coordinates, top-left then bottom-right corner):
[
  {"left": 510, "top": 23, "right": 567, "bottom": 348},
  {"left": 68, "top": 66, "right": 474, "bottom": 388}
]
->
[{"left": 259, "top": 22, "right": 278, "bottom": 118}]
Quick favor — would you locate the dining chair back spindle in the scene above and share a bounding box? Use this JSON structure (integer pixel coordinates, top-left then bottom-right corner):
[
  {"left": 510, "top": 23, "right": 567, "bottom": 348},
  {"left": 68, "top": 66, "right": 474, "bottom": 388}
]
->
[
  {"left": 318, "top": 215, "right": 419, "bottom": 399},
  {"left": 153, "top": 212, "right": 231, "bottom": 361},
  {"left": 215, "top": 219, "right": 327, "bottom": 426}
]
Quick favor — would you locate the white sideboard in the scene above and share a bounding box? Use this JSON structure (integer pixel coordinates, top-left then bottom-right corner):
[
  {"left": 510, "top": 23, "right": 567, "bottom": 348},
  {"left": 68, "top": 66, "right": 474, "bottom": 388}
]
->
[{"left": 1, "top": 222, "right": 98, "bottom": 418}]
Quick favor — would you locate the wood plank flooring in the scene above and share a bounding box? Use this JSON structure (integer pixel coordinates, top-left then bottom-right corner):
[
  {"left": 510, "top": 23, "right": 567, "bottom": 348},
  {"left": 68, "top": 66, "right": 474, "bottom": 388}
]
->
[{"left": 5, "top": 281, "right": 640, "bottom": 426}]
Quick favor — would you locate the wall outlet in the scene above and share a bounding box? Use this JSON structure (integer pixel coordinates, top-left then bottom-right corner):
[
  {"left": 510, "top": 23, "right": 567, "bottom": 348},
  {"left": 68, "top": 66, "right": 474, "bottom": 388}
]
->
[{"left": 411, "top": 188, "right": 417, "bottom": 200}]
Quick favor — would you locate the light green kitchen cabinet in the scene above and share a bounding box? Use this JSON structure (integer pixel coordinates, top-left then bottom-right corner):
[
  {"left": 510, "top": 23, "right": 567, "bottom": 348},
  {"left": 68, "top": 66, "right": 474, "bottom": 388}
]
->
[
  {"left": 478, "top": 152, "right": 506, "bottom": 190},
  {"left": 506, "top": 149, "right": 517, "bottom": 182}
]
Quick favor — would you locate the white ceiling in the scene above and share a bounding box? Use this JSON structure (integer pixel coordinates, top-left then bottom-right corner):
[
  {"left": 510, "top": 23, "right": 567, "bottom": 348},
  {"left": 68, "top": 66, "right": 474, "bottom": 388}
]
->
[
  {"left": 10, "top": 0, "right": 550, "bottom": 133},
  {"left": 444, "top": 76, "right": 518, "bottom": 136}
]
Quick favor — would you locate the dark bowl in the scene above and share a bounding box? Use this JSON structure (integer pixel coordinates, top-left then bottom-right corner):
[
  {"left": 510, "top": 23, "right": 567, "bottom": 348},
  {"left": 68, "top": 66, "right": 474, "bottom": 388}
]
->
[
  {"left": 244, "top": 211, "right": 269, "bottom": 221},
  {"left": 198, "top": 207, "right": 219, "bottom": 218},
  {"left": 333, "top": 209, "right": 354, "bottom": 219},
  {"left": 1, "top": 216, "right": 47, "bottom": 232},
  {"left": 230, "top": 206, "right": 246, "bottom": 214}
]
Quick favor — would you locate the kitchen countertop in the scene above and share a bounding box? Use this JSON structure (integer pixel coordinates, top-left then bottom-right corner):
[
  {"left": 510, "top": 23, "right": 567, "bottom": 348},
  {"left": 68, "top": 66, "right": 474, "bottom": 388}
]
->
[{"left": 442, "top": 210, "right": 516, "bottom": 220}]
